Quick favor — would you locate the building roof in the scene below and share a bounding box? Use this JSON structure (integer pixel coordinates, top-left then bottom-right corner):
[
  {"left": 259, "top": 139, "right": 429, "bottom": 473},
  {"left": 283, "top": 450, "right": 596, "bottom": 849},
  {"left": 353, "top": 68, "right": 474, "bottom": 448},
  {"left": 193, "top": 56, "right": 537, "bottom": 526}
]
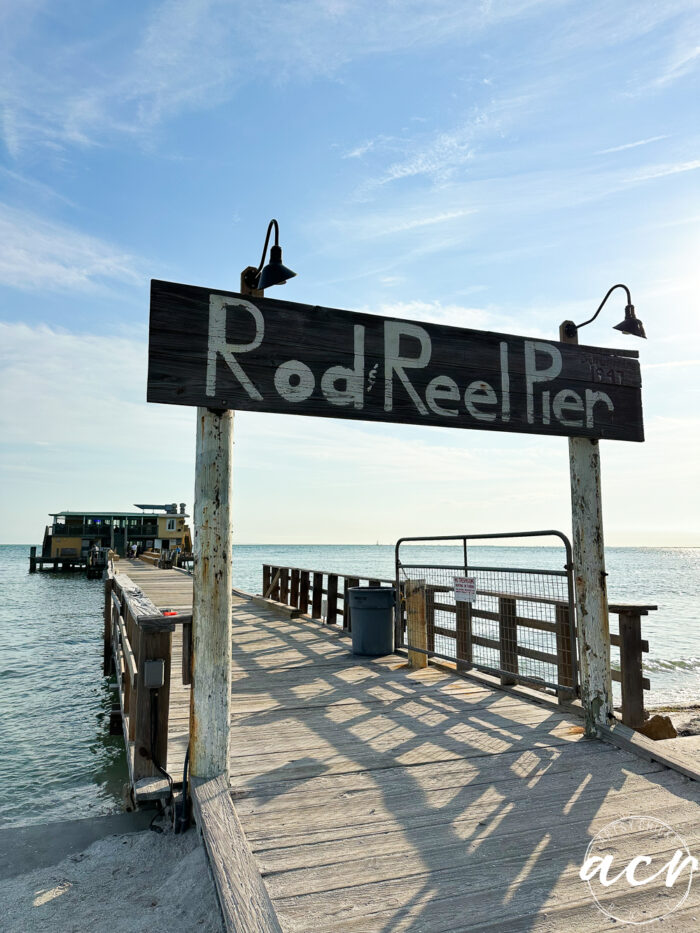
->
[{"left": 50, "top": 511, "right": 190, "bottom": 519}]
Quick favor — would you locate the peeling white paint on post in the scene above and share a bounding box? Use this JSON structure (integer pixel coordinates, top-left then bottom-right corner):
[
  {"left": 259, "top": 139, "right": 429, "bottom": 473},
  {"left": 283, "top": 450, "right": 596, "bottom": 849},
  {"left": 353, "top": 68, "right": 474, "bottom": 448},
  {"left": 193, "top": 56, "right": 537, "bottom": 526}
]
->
[
  {"left": 190, "top": 406, "right": 234, "bottom": 780},
  {"left": 561, "top": 322, "right": 613, "bottom": 736}
]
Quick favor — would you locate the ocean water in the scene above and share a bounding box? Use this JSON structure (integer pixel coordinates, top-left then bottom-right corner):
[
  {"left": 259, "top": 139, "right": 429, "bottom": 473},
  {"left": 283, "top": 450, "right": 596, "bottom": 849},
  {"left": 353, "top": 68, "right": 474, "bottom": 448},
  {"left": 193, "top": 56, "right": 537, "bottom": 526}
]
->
[{"left": 1, "top": 543, "right": 698, "bottom": 829}]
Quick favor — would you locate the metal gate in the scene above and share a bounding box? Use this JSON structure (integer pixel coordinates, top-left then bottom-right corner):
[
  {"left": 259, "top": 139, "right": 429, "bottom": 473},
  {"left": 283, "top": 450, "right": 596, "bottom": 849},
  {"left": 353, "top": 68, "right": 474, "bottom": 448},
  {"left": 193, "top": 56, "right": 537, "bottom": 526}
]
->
[{"left": 395, "top": 531, "right": 578, "bottom": 697}]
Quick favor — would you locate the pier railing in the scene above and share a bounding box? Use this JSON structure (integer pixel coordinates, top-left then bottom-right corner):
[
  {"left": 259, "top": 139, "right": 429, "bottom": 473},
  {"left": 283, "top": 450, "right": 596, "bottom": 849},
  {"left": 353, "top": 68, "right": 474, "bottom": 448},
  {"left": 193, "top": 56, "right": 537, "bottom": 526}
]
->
[
  {"left": 261, "top": 563, "right": 655, "bottom": 730},
  {"left": 104, "top": 569, "right": 192, "bottom": 797},
  {"left": 262, "top": 564, "right": 395, "bottom": 629}
]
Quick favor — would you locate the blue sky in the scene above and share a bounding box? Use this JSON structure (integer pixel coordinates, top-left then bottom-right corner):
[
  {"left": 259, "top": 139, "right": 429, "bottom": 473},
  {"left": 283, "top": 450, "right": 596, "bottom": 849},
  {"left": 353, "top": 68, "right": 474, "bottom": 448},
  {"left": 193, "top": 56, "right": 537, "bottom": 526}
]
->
[{"left": 1, "top": 0, "right": 699, "bottom": 544}]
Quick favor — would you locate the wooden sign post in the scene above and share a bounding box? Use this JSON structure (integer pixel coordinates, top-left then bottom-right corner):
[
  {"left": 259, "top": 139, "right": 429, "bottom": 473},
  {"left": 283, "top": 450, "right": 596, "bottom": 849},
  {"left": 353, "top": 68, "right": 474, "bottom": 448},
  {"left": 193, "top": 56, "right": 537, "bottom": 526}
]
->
[
  {"left": 190, "top": 406, "right": 234, "bottom": 781},
  {"left": 147, "top": 280, "right": 645, "bottom": 760},
  {"left": 560, "top": 321, "right": 613, "bottom": 736}
]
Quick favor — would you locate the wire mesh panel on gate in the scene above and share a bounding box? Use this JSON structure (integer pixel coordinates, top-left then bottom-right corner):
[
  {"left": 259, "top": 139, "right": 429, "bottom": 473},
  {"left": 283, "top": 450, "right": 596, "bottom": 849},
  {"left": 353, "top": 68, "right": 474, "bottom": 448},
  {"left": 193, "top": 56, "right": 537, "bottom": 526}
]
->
[{"left": 396, "top": 532, "right": 577, "bottom": 695}]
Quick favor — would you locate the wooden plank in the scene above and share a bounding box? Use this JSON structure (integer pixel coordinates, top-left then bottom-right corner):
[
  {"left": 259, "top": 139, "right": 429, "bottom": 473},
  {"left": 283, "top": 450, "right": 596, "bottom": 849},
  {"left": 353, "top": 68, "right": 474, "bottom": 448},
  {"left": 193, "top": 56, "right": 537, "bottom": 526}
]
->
[
  {"left": 598, "top": 721, "right": 700, "bottom": 783},
  {"left": 611, "top": 668, "right": 650, "bottom": 690},
  {"left": 250, "top": 596, "right": 302, "bottom": 618},
  {"left": 134, "top": 776, "right": 171, "bottom": 802},
  {"left": 190, "top": 775, "right": 283, "bottom": 933},
  {"left": 148, "top": 280, "right": 644, "bottom": 442},
  {"left": 118, "top": 615, "right": 138, "bottom": 687},
  {"left": 405, "top": 580, "right": 428, "bottom": 669}
]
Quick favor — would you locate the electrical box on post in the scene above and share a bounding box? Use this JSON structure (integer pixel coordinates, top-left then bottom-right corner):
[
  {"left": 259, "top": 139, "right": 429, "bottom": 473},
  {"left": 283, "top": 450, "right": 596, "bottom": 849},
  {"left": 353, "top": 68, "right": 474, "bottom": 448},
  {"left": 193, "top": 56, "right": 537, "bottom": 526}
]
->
[{"left": 143, "top": 659, "right": 165, "bottom": 689}]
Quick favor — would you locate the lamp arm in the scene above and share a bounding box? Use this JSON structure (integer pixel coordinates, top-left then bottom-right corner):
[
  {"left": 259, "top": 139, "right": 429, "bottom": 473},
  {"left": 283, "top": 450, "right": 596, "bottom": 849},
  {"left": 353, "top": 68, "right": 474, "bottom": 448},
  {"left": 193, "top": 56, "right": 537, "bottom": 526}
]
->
[
  {"left": 575, "top": 283, "right": 632, "bottom": 330},
  {"left": 254, "top": 219, "right": 279, "bottom": 275}
]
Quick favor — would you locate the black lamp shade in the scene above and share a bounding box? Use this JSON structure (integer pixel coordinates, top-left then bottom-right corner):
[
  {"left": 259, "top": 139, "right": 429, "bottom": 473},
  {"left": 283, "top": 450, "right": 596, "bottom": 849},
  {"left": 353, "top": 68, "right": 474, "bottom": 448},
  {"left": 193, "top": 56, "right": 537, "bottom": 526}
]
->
[
  {"left": 613, "top": 305, "right": 646, "bottom": 339},
  {"left": 257, "top": 244, "right": 296, "bottom": 290}
]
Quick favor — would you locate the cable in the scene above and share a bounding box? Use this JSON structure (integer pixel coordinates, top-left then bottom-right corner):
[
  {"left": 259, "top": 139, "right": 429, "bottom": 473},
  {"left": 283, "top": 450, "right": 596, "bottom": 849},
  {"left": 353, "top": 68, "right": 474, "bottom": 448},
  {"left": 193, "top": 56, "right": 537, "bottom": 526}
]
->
[{"left": 174, "top": 745, "right": 190, "bottom": 834}]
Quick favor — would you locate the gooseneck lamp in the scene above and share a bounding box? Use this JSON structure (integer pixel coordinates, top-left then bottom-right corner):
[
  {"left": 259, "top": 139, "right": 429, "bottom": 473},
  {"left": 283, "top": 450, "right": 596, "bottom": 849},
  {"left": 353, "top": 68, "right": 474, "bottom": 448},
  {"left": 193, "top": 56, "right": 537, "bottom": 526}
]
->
[
  {"left": 241, "top": 219, "right": 296, "bottom": 293},
  {"left": 562, "top": 283, "right": 646, "bottom": 341}
]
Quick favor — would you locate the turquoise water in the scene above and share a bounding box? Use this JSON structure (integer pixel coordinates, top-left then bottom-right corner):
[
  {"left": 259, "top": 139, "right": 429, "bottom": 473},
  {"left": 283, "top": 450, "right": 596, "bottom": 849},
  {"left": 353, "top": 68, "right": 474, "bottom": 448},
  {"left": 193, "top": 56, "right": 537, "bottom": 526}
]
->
[{"left": 1, "top": 543, "right": 698, "bottom": 829}]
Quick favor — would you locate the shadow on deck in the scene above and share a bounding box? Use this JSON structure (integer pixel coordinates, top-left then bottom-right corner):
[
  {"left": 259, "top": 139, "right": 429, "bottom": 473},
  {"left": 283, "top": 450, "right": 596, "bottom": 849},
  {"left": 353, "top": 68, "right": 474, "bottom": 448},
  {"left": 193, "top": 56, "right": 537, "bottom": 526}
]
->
[{"left": 217, "top": 599, "right": 700, "bottom": 932}]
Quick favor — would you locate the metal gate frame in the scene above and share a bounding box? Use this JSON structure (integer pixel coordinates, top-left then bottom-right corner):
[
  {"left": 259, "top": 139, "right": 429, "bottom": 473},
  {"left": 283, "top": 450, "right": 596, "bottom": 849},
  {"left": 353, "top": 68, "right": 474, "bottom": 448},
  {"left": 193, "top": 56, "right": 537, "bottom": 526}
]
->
[{"left": 395, "top": 530, "right": 578, "bottom": 697}]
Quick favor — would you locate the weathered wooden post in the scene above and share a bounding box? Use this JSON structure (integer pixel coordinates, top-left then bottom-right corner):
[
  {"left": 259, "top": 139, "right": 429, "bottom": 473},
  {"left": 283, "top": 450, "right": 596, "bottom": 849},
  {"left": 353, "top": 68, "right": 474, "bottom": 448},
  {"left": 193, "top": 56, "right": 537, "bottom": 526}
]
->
[
  {"left": 560, "top": 322, "right": 613, "bottom": 735},
  {"left": 190, "top": 406, "right": 234, "bottom": 781},
  {"left": 405, "top": 579, "right": 428, "bottom": 669}
]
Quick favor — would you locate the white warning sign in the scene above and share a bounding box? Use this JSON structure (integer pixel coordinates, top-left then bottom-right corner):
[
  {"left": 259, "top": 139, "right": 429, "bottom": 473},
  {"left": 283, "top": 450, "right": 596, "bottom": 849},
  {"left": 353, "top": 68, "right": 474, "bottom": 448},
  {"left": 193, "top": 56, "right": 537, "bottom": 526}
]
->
[{"left": 454, "top": 576, "right": 477, "bottom": 602}]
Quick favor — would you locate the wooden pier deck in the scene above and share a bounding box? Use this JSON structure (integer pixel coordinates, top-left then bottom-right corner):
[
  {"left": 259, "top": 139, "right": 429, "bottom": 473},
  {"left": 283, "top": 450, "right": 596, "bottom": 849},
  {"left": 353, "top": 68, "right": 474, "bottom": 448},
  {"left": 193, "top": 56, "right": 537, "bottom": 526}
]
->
[{"left": 112, "top": 561, "right": 700, "bottom": 931}]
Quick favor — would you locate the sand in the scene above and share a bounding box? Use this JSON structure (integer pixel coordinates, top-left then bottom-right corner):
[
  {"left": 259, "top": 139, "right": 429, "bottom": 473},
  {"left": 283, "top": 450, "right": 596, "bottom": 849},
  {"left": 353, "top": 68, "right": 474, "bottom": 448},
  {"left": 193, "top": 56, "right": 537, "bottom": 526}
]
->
[{"left": 0, "top": 818, "right": 223, "bottom": 933}]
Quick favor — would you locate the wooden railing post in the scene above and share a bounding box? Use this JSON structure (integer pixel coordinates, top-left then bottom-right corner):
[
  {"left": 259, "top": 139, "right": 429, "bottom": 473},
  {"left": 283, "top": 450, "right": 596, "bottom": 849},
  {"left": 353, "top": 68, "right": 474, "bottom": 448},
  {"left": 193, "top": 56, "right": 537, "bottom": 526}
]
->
[
  {"left": 498, "top": 596, "right": 518, "bottom": 685},
  {"left": 618, "top": 610, "right": 645, "bottom": 729},
  {"left": 311, "top": 572, "right": 323, "bottom": 619},
  {"left": 299, "top": 571, "right": 310, "bottom": 615},
  {"left": 279, "top": 567, "right": 289, "bottom": 605},
  {"left": 191, "top": 406, "right": 233, "bottom": 782},
  {"left": 262, "top": 565, "right": 271, "bottom": 598},
  {"left": 344, "top": 577, "right": 360, "bottom": 631},
  {"left": 326, "top": 574, "right": 338, "bottom": 625},
  {"left": 290, "top": 569, "right": 300, "bottom": 608},
  {"left": 425, "top": 585, "right": 436, "bottom": 653},
  {"left": 133, "top": 621, "right": 173, "bottom": 782},
  {"left": 405, "top": 580, "right": 428, "bottom": 669},
  {"left": 555, "top": 604, "right": 575, "bottom": 697},
  {"left": 455, "top": 601, "right": 472, "bottom": 671},
  {"left": 561, "top": 322, "right": 613, "bottom": 735},
  {"left": 103, "top": 576, "right": 113, "bottom": 674}
]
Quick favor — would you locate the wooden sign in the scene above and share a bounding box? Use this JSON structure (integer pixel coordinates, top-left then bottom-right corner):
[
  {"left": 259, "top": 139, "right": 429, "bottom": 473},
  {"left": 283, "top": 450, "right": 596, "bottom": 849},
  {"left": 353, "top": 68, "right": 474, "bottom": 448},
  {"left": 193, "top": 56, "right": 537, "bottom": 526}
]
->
[{"left": 147, "top": 280, "right": 644, "bottom": 441}]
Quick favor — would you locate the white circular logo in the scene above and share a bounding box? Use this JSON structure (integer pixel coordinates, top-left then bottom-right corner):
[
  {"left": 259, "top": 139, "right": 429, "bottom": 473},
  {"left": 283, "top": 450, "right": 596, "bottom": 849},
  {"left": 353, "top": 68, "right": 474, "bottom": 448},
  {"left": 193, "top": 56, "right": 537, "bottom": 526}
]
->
[{"left": 580, "top": 816, "right": 697, "bottom": 925}]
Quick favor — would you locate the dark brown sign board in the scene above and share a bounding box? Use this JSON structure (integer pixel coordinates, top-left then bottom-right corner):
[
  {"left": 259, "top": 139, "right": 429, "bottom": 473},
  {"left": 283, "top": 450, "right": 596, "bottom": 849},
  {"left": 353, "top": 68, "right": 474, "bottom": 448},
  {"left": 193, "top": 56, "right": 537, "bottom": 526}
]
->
[{"left": 148, "top": 280, "right": 644, "bottom": 442}]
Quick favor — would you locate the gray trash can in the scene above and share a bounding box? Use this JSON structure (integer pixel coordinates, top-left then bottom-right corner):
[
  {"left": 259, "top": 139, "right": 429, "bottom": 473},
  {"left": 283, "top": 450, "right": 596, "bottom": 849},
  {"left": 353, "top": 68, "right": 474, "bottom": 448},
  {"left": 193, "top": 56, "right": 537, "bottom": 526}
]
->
[{"left": 348, "top": 586, "right": 395, "bottom": 656}]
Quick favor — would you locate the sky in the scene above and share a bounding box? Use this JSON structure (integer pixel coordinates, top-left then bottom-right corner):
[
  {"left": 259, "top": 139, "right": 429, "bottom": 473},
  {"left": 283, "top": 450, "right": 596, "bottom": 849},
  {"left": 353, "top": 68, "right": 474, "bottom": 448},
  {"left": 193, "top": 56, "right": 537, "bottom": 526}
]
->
[{"left": 1, "top": 0, "right": 699, "bottom": 545}]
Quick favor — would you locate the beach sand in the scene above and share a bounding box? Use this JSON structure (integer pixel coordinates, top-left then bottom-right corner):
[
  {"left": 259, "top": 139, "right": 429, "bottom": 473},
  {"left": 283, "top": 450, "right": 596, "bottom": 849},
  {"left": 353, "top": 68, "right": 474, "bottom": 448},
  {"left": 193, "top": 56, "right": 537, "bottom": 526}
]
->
[{"left": 0, "top": 813, "right": 223, "bottom": 933}]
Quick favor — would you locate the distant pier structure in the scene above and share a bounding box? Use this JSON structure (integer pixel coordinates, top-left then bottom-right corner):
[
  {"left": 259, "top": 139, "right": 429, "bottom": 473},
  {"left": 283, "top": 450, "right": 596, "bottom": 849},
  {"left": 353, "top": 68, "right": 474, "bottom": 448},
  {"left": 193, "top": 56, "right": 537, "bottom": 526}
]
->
[{"left": 29, "top": 503, "right": 192, "bottom": 573}]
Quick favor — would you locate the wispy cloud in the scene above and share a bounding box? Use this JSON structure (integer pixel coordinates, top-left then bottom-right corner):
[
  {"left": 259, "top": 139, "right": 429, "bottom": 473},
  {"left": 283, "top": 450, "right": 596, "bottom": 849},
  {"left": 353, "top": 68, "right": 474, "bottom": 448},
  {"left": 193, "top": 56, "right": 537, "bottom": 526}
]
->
[
  {"left": 652, "top": 43, "right": 700, "bottom": 88},
  {"left": 596, "top": 135, "right": 668, "bottom": 155},
  {"left": 0, "top": 204, "right": 143, "bottom": 293},
  {"left": 628, "top": 159, "right": 700, "bottom": 183},
  {"left": 0, "top": 0, "right": 570, "bottom": 157},
  {"left": 368, "top": 208, "right": 478, "bottom": 237}
]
